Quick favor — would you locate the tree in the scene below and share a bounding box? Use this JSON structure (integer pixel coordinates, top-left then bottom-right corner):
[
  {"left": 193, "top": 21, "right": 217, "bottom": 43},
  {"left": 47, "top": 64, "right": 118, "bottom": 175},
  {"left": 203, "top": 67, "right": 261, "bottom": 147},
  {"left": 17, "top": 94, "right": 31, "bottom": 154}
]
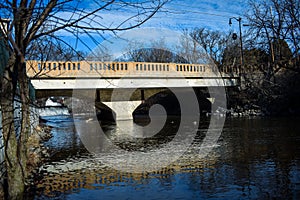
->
[
  {"left": 245, "top": 0, "right": 299, "bottom": 75},
  {"left": 176, "top": 29, "right": 207, "bottom": 64},
  {"left": 107, "top": 38, "right": 188, "bottom": 63},
  {"left": 235, "top": 0, "right": 300, "bottom": 114},
  {"left": 189, "top": 28, "right": 229, "bottom": 66},
  {"left": 0, "top": 0, "right": 167, "bottom": 198},
  {"left": 27, "top": 37, "right": 87, "bottom": 61},
  {"left": 221, "top": 40, "right": 241, "bottom": 72}
]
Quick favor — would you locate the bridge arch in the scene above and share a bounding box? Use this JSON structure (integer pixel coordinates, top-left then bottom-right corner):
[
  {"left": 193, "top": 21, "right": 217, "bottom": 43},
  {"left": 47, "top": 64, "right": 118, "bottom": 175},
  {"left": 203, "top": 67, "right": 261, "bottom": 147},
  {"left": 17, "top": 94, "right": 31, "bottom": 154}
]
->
[{"left": 133, "top": 88, "right": 212, "bottom": 117}]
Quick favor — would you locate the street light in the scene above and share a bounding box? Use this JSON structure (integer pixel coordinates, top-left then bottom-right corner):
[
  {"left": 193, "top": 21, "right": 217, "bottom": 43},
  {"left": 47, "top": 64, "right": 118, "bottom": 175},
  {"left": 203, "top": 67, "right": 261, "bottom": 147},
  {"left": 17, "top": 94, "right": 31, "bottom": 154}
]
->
[{"left": 229, "top": 17, "right": 244, "bottom": 67}]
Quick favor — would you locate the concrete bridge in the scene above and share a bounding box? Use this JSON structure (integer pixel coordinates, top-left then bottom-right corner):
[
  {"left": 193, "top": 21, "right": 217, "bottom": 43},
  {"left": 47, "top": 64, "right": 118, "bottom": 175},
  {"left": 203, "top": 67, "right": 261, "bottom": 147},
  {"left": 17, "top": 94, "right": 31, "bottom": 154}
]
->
[{"left": 26, "top": 60, "right": 240, "bottom": 120}]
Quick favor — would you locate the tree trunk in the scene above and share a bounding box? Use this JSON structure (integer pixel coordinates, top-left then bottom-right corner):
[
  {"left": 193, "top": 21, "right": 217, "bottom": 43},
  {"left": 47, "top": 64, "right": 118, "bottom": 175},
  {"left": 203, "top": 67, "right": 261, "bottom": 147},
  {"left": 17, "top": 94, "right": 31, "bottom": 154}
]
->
[
  {"left": 17, "top": 60, "right": 30, "bottom": 180},
  {"left": 0, "top": 55, "right": 25, "bottom": 199}
]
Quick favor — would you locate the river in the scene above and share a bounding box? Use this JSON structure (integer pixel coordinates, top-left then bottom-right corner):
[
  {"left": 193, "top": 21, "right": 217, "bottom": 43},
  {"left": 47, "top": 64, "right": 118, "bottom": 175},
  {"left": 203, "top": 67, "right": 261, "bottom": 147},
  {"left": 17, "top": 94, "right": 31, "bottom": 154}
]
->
[{"left": 31, "top": 116, "right": 300, "bottom": 199}]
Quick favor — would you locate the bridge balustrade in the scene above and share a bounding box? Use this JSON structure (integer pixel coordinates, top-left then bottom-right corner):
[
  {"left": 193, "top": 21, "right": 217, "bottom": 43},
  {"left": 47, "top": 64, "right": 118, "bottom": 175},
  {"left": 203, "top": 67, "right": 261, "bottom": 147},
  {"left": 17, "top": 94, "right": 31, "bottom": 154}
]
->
[{"left": 26, "top": 60, "right": 237, "bottom": 78}]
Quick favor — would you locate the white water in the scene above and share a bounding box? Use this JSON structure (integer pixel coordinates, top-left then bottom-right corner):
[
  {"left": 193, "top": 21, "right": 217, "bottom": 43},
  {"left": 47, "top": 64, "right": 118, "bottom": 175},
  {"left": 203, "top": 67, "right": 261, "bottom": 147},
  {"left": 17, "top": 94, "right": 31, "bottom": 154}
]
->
[
  {"left": 45, "top": 98, "right": 62, "bottom": 107},
  {"left": 38, "top": 107, "right": 70, "bottom": 117}
]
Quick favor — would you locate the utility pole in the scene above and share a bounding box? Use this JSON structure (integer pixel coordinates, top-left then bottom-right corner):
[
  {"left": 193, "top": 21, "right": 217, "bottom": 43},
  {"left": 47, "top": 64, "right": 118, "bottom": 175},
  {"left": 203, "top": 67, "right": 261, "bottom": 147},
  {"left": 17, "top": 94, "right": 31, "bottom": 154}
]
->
[
  {"left": 229, "top": 17, "right": 244, "bottom": 68},
  {"left": 270, "top": 6, "right": 275, "bottom": 63}
]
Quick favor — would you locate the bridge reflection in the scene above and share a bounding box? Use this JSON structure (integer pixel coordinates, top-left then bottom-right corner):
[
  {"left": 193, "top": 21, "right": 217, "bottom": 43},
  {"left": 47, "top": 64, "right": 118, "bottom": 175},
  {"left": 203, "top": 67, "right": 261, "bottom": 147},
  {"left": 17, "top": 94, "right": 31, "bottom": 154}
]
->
[{"left": 36, "top": 156, "right": 217, "bottom": 197}]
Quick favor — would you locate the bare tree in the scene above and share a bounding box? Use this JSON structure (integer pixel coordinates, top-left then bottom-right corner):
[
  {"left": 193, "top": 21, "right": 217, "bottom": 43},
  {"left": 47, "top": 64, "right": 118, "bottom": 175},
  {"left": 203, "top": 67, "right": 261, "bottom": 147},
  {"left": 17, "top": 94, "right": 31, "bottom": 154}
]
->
[
  {"left": 243, "top": 0, "right": 299, "bottom": 97},
  {"left": 245, "top": 0, "right": 299, "bottom": 75},
  {"left": 230, "top": 0, "right": 300, "bottom": 114},
  {"left": 221, "top": 39, "right": 241, "bottom": 71},
  {"left": 176, "top": 29, "right": 207, "bottom": 64},
  {"left": 189, "top": 28, "right": 229, "bottom": 66},
  {"left": 115, "top": 38, "right": 188, "bottom": 63},
  {"left": 0, "top": 0, "right": 167, "bottom": 198},
  {"left": 27, "top": 37, "right": 86, "bottom": 61}
]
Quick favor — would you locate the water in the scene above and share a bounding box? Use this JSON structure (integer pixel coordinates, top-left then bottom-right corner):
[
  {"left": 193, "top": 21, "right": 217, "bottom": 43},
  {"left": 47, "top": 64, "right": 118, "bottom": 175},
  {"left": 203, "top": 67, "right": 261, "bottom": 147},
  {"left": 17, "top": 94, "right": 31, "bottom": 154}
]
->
[{"left": 32, "top": 116, "right": 300, "bottom": 199}]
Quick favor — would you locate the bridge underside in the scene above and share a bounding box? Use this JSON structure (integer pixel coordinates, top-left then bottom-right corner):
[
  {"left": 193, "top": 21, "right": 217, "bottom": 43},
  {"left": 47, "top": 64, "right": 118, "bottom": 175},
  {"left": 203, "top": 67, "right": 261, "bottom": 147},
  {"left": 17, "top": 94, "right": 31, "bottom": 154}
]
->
[{"left": 35, "top": 88, "right": 167, "bottom": 101}]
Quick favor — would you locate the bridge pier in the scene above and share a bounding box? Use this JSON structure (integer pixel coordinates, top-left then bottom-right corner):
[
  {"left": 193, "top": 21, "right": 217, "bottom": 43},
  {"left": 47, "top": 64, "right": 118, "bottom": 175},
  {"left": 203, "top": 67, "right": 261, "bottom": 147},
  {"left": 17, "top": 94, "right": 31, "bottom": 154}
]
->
[{"left": 102, "top": 101, "right": 142, "bottom": 121}]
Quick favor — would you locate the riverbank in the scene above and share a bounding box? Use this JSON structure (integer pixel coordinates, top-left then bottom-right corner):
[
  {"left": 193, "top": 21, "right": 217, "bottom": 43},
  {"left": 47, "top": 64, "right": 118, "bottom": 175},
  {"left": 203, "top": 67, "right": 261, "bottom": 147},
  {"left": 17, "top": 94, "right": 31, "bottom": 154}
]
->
[
  {"left": 26, "top": 125, "right": 53, "bottom": 187},
  {"left": 226, "top": 85, "right": 300, "bottom": 118},
  {"left": 0, "top": 123, "right": 52, "bottom": 199}
]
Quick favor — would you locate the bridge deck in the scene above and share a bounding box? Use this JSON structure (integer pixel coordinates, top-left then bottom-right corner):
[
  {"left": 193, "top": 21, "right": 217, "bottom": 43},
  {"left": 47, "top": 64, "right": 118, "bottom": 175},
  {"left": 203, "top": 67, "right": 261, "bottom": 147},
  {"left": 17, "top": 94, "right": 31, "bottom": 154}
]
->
[{"left": 26, "top": 61, "right": 240, "bottom": 89}]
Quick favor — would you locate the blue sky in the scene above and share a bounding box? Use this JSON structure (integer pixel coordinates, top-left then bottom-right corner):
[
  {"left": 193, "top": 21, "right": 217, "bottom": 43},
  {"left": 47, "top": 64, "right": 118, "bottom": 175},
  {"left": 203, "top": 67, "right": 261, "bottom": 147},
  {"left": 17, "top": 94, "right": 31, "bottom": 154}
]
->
[
  {"left": 67, "top": 0, "right": 249, "bottom": 53},
  {"left": 151, "top": 0, "right": 248, "bottom": 30}
]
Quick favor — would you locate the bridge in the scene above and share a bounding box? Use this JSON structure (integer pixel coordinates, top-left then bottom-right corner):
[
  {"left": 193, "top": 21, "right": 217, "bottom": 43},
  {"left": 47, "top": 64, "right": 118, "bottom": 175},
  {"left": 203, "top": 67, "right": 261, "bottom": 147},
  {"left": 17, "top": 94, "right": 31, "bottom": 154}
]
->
[{"left": 26, "top": 60, "right": 240, "bottom": 120}]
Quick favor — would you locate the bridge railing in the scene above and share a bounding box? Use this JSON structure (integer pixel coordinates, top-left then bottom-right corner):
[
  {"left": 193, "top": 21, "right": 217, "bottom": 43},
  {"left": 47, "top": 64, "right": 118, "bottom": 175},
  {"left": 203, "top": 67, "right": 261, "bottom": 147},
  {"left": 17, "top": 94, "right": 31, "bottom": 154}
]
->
[{"left": 26, "top": 60, "right": 239, "bottom": 78}]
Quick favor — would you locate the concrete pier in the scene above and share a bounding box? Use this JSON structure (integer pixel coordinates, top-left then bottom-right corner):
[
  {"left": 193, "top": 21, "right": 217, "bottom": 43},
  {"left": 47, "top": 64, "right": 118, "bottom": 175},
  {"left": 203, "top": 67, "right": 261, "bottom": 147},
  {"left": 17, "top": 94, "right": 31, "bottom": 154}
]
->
[{"left": 102, "top": 101, "right": 142, "bottom": 121}]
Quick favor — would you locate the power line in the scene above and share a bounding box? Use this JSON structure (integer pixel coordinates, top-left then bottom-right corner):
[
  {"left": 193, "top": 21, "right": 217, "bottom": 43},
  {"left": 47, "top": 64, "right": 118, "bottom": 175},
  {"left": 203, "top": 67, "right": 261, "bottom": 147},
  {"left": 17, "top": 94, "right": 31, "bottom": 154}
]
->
[
  {"left": 165, "top": 7, "right": 236, "bottom": 18},
  {"left": 164, "top": 1, "right": 246, "bottom": 17},
  {"left": 151, "top": 13, "right": 233, "bottom": 24}
]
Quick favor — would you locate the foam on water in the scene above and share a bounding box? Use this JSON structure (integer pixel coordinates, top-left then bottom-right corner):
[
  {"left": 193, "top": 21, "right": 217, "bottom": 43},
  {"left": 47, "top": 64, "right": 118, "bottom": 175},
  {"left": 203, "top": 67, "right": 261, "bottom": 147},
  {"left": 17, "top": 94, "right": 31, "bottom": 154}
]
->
[{"left": 39, "top": 106, "right": 70, "bottom": 117}]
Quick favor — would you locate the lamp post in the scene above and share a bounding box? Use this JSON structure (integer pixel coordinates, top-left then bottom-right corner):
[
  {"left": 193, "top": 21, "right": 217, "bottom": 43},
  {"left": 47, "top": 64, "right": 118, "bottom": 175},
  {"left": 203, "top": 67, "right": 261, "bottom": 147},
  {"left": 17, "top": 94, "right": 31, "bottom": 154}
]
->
[{"left": 229, "top": 17, "right": 244, "bottom": 67}]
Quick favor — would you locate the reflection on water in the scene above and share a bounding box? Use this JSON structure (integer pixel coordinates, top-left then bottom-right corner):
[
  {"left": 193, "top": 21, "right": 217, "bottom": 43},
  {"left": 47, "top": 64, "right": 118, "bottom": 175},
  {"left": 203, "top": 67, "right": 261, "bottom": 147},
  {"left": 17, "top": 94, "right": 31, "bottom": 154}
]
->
[
  {"left": 41, "top": 115, "right": 88, "bottom": 161},
  {"left": 33, "top": 117, "right": 300, "bottom": 199}
]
